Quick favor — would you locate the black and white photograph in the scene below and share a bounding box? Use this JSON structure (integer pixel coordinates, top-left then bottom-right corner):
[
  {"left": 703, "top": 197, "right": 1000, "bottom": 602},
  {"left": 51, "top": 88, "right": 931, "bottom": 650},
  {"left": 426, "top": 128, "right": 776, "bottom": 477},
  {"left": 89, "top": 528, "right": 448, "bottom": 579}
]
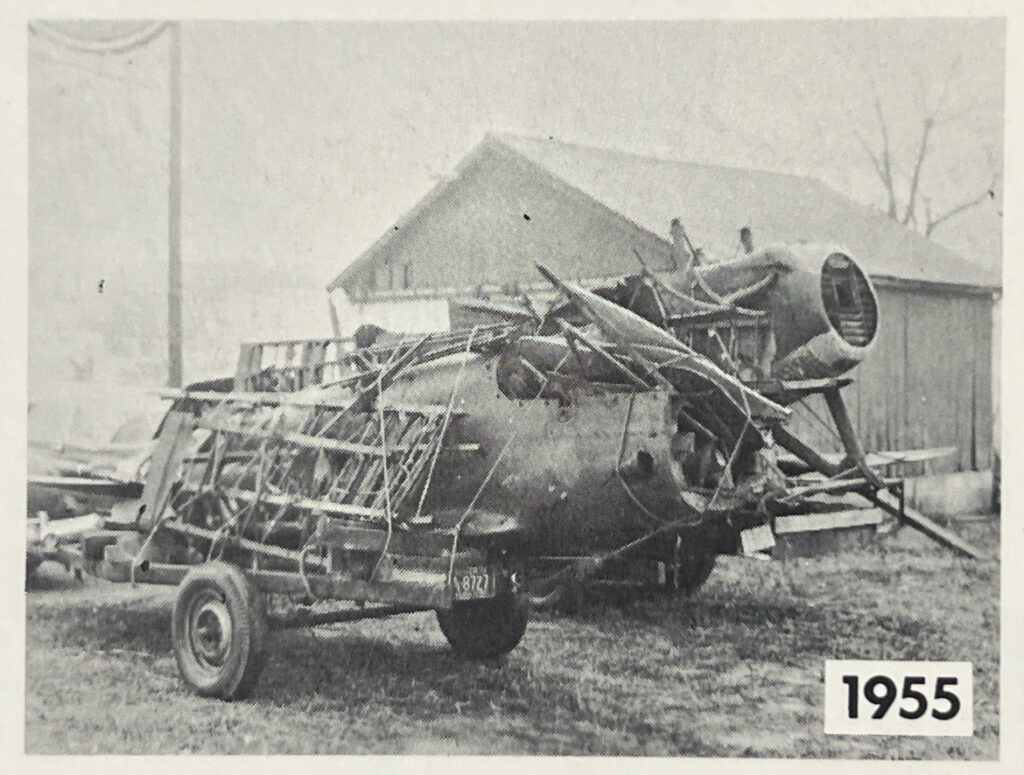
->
[{"left": 5, "top": 2, "right": 1019, "bottom": 763}]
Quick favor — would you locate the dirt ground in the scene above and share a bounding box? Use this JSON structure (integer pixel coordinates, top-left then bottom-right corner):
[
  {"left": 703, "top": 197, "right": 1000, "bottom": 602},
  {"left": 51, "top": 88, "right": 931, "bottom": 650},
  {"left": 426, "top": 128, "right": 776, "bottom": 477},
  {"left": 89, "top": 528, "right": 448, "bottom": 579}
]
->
[{"left": 24, "top": 517, "right": 999, "bottom": 757}]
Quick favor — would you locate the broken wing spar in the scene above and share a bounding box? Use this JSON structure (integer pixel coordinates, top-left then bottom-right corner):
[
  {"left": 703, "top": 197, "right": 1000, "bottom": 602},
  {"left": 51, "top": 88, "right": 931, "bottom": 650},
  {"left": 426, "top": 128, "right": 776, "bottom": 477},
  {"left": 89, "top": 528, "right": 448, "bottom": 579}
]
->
[
  {"left": 777, "top": 446, "right": 959, "bottom": 476},
  {"left": 534, "top": 263, "right": 789, "bottom": 423}
]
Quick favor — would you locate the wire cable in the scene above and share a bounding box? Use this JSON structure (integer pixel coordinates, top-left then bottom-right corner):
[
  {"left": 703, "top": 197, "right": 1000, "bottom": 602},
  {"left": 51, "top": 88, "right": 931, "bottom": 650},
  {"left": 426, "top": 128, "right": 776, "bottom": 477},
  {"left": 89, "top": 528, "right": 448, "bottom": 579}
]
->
[
  {"left": 413, "top": 327, "right": 477, "bottom": 521},
  {"left": 28, "top": 20, "right": 170, "bottom": 55}
]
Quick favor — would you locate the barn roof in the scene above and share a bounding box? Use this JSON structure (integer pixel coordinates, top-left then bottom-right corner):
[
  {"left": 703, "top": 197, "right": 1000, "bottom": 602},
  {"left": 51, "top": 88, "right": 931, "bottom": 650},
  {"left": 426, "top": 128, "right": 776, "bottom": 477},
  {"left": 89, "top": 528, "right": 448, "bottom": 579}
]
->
[{"left": 329, "top": 132, "right": 999, "bottom": 295}]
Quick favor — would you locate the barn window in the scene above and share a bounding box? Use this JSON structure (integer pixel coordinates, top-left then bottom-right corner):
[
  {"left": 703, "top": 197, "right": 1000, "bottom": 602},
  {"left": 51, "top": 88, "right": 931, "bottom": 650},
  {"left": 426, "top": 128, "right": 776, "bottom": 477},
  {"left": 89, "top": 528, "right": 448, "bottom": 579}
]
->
[
  {"left": 367, "top": 269, "right": 376, "bottom": 291},
  {"left": 403, "top": 263, "right": 412, "bottom": 289},
  {"left": 388, "top": 263, "right": 394, "bottom": 290}
]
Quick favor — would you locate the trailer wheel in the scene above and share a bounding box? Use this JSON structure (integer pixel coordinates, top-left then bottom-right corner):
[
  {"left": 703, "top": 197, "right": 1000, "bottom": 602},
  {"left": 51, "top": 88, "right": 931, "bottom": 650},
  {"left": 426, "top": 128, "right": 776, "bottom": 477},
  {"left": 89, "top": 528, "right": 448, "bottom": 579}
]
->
[
  {"left": 171, "top": 561, "right": 267, "bottom": 700},
  {"left": 436, "top": 591, "right": 530, "bottom": 658}
]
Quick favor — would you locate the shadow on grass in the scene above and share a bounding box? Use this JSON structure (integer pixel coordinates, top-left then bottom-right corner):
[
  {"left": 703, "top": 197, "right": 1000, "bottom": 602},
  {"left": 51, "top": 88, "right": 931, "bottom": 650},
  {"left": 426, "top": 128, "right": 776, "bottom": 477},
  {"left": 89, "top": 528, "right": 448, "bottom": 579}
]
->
[
  {"left": 28, "top": 571, "right": 949, "bottom": 682},
  {"left": 256, "top": 627, "right": 714, "bottom": 755},
  {"left": 261, "top": 630, "right": 496, "bottom": 709},
  {"left": 26, "top": 562, "right": 84, "bottom": 592},
  {"left": 546, "top": 580, "right": 954, "bottom": 666},
  {"left": 28, "top": 596, "right": 172, "bottom": 655}
]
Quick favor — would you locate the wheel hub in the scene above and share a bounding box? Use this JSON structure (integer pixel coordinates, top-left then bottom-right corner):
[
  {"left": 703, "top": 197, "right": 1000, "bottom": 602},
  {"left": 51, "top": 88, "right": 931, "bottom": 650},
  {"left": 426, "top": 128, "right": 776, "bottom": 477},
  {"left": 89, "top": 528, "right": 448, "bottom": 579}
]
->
[{"left": 188, "top": 593, "right": 232, "bottom": 669}]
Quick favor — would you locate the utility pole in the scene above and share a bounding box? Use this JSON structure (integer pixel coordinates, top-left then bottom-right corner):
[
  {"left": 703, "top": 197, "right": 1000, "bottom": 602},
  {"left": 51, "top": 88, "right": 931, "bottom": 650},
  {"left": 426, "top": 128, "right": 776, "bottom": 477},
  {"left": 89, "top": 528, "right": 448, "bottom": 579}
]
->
[
  {"left": 167, "top": 21, "right": 183, "bottom": 387},
  {"left": 28, "top": 20, "right": 184, "bottom": 387}
]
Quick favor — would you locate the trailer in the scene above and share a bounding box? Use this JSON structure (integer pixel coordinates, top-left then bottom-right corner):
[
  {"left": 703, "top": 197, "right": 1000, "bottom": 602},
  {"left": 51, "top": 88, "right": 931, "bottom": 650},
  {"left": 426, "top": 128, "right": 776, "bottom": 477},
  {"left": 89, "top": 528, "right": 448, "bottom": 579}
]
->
[{"left": 55, "top": 328, "right": 531, "bottom": 700}]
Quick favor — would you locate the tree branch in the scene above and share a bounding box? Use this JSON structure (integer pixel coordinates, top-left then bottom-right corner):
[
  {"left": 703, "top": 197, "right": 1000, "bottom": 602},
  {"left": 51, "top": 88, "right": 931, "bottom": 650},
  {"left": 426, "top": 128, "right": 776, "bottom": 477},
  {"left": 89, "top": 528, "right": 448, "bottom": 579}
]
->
[
  {"left": 902, "top": 116, "right": 934, "bottom": 225},
  {"left": 855, "top": 131, "right": 887, "bottom": 182},
  {"left": 858, "top": 57, "right": 995, "bottom": 241},
  {"left": 868, "top": 95, "right": 899, "bottom": 219},
  {"left": 924, "top": 173, "right": 999, "bottom": 237}
]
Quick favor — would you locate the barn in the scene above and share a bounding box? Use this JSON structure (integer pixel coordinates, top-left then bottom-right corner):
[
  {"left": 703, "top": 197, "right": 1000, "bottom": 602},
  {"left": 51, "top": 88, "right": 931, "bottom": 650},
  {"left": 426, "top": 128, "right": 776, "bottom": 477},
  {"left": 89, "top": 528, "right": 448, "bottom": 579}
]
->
[{"left": 327, "top": 133, "right": 1000, "bottom": 511}]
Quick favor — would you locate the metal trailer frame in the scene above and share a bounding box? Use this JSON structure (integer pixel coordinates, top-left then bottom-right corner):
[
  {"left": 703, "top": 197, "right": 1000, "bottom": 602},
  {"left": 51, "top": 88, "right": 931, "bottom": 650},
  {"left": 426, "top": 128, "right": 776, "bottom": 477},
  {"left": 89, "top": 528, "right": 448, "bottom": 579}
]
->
[
  {"left": 54, "top": 509, "right": 527, "bottom": 700},
  {"left": 51, "top": 328, "right": 533, "bottom": 700}
]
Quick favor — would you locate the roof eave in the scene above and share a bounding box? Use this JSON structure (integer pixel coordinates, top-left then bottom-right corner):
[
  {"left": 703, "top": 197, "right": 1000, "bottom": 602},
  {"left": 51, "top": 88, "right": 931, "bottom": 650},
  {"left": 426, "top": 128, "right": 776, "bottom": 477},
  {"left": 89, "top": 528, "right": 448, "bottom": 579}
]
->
[
  {"left": 870, "top": 273, "right": 1001, "bottom": 297},
  {"left": 326, "top": 137, "right": 503, "bottom": 294}
]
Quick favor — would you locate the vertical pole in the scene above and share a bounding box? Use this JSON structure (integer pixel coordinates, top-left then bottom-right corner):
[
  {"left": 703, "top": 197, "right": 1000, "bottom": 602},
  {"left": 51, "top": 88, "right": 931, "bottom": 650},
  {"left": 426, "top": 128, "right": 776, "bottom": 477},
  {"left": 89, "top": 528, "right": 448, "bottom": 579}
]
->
[{"left": 167, "top": 21, "right": 183, "bottom": 387}]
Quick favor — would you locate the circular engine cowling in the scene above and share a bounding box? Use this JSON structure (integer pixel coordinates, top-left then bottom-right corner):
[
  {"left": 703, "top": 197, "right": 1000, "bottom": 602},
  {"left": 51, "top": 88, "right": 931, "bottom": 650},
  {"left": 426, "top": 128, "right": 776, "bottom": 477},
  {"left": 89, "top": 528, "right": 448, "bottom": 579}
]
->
[{"left": 700, "top": 244, "right": 878, "bottom": 381}]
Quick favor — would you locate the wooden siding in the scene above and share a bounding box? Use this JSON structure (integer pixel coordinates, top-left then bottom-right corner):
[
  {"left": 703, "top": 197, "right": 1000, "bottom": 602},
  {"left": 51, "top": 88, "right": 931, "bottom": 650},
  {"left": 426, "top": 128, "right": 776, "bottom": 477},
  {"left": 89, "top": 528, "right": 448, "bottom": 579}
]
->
[
  {"left": 340, "top": 144, "right": 669, "bottom": 299},
  {"left": 785, "top": 286, "right": 994, "bottom": 475}
]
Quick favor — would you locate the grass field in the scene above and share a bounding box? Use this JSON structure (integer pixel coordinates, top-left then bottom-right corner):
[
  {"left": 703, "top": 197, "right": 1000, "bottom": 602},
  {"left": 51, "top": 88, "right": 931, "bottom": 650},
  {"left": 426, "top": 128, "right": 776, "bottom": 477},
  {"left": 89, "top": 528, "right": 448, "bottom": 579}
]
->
[{"left": 25, "top": 518, "right": 999, "bottom": 757}]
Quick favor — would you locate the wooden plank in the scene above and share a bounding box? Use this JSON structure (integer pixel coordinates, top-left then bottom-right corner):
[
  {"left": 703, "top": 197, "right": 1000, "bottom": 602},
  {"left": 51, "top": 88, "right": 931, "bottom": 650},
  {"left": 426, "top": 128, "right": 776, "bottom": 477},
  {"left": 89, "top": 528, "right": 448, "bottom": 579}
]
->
[
  {"left": 173, "top": 483, "right": 387, "bottom": 520},
  {"left": 242, "top": 337, "right": 346, "bottom": 349},
  {"left": 196, "top": 418, "right": 408, "bottom": 456},
  {"left": 774, "top": 509, "right": 883, "bottom": 535},
  {"left": 28, "top": 475, "right": 143, "bottom": 499},
  {"left": 785, "top": 477, "right": 901, "bottom": 498},
  {"left": 778, "top": 446, "right": 958, "bottom": 475},
  {"left": 159, "top": 388, "right": 357, "bottom": 410},
  {"left": 161, "top": 520, "right": 330, "bottom": 568},
  {"left": 379, "top": 402, "right": 467, "bottom": 417},
  {"left": 872, "top": 490, "right": 985, "bottom": 559},
  {"left": 444, "top": 442, "right": 482, "bottom": 454},
  {"left": 163, "top": 518, "right": 482, "bottom": 567},
  {"left": 747, "top": 377, "right": 853, "bottom": 394},
  {"left": 139, "top": 410, "right": 194, "bottom": 527}
]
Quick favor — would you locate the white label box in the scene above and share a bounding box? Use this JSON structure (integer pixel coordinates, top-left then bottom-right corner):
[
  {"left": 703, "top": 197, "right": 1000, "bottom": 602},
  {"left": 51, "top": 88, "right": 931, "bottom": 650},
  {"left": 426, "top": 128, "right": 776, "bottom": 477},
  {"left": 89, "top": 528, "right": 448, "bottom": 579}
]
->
[{"left": 824, "top": 660, "right": 973, "bottom": 736}]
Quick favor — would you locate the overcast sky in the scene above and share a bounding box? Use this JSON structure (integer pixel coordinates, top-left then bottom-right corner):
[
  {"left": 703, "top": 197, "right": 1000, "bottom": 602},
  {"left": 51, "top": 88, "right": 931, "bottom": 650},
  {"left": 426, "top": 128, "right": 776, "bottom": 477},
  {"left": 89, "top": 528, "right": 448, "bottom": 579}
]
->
[{"left": 29, "top": 17, "right": 1004, "bottom": 291}]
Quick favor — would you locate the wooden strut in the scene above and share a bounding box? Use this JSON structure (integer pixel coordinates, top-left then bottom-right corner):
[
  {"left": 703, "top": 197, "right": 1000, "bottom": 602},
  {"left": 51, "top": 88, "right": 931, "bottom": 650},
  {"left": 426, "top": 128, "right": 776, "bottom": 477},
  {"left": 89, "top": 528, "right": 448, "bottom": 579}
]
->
[
  {"left": 869, "top": 489, "right": 984, "bottom": 560},
  {"left": 234, "top": 325, "right": 512, "bottom": 391},
  {"left": 772, "top": 425, "right": 842, "bottom": 477},
  {"left": 772, "top": 388, "right": 985, "bottom": 560},
  {"left": 822, "top": 385, "right": 885, "bottom": 488},
  {"left": 555, "top": 319, "right": 651, "bottom": 390}
]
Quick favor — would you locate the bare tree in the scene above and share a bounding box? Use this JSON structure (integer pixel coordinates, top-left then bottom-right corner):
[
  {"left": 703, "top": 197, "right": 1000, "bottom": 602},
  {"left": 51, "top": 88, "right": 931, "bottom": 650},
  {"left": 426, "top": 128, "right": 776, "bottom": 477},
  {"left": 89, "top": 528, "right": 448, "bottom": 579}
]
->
[{"left": 856, "top": 60, "right": 1000, "bottom": 238}]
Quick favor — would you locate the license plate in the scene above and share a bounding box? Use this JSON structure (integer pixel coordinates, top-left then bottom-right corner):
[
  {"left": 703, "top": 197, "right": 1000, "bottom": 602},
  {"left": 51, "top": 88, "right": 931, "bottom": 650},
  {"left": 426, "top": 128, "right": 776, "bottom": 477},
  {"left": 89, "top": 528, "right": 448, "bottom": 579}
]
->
[{"left": 453, "top": 567, "right": 496, "bottom": 600}]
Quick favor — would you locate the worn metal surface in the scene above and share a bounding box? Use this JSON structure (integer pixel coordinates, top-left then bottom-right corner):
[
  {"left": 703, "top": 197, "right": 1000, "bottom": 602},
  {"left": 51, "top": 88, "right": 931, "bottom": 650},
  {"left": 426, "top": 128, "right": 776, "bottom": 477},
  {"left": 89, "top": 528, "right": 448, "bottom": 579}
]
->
[{"left": 384, "top": 354, "right": 716, "bottom": 556}]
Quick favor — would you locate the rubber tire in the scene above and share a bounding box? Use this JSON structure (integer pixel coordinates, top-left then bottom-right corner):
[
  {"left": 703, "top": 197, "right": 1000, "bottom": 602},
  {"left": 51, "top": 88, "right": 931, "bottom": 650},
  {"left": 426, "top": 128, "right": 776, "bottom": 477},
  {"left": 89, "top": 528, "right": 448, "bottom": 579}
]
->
[
  {"left": 26, "top": 555, "right": 42, "bottom": 582},
  {"left": 665, "top": 542, "right": 717, "bottom": 596},
  {"left": 436, "top": 592, "right": 530, "bottom": 658},
  {"left": 171, "top": 561, "right": 267, "bottom": 700}
]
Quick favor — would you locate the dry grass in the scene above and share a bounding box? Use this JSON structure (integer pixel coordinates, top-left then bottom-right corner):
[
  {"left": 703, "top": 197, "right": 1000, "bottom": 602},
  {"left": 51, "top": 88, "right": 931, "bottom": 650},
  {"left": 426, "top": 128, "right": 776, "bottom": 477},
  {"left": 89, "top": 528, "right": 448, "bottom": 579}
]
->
[{"left": 25, "top": 518, "right": 999, "bottom": 757}]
